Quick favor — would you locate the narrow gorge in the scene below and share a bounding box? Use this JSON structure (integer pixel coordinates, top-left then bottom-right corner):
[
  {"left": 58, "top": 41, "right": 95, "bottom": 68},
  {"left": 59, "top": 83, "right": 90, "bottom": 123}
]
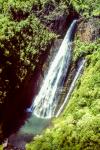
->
[{"left": 0, "top": 0, "right": 99, "bottom": 150}]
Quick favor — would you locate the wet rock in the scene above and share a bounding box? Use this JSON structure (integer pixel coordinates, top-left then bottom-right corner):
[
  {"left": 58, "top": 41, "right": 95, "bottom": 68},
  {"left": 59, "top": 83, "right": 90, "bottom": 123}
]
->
[
  {"left": 45, "top": 9, "right": 79, "bottom": 36},
  {"left": 8, "top": 134, "right": 33, "bottom": 150}
]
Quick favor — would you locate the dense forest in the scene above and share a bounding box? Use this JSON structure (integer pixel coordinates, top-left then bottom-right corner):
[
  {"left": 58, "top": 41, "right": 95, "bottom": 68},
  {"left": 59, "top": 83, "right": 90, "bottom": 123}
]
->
[{"left": 0, "top": 0, "right": 100, "bottom": 149}]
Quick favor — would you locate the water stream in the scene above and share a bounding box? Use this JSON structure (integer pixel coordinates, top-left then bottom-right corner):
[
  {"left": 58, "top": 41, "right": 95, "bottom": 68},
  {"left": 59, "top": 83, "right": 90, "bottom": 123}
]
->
[
  {"left": 31, "top": 20, "right": 77, "bottom": 119},
  {"left": 56, "top": 58, "right": 86, "bottom": 117}
]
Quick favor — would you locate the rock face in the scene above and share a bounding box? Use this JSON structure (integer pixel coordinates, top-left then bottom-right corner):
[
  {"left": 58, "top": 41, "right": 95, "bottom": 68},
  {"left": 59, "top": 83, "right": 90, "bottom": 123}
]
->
[
  {"left": 42, "top": 11, "right": 79, "bottom": 36},
  {"left": 76, "top": 18, "right": 100, "bottom": 42}
]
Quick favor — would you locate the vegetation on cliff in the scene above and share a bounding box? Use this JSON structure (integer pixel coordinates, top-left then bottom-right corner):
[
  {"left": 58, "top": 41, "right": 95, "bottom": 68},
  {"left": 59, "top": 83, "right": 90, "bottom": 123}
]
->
[
  {"left": 0, "top": 3, "right": 56, "bottom": 104},
  {"left": 71, "top": 0, "right": 99, "bottom": 17}
]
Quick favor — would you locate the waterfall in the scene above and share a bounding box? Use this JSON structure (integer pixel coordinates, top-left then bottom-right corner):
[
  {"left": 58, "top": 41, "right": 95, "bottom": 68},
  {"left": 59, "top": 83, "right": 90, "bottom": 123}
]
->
[
  {"left": 31, "top": 20, "right": 77, "bottom": 119},
  {"left": 56, "top": 58, "right": 86, "bottom": 117}
]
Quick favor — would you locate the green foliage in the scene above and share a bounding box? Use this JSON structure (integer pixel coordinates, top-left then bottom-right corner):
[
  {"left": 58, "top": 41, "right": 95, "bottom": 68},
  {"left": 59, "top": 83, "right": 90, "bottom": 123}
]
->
[
  {"left": 71, "top": 0, "right": 100, "bottom": 17},
  {"left": 0, "top": 0, "right": 54, "bottom": 16},
  {"left": 0, "top": 145, "right": 3, "bottom": 150},
  {"left": 0, "top": 0, "right": 56, "bottom": 104},
  {"left": 43, "top": 0, "right": 69, "bottom": 21},
  {"left": 3, "top": 0, "right": 98, "bottom": 19},
  {"left": 73, "top": 39, "right": 100, "bottom": 61}
]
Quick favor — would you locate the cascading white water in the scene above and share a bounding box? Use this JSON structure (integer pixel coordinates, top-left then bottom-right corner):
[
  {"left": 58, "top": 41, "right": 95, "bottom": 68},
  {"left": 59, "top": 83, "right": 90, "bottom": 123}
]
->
[
  {"left": 32, "top": 20, "right": 77, "bottom": 119},
  {"left": 56, "top": 58, "right": 86, "bottom": 117}
]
